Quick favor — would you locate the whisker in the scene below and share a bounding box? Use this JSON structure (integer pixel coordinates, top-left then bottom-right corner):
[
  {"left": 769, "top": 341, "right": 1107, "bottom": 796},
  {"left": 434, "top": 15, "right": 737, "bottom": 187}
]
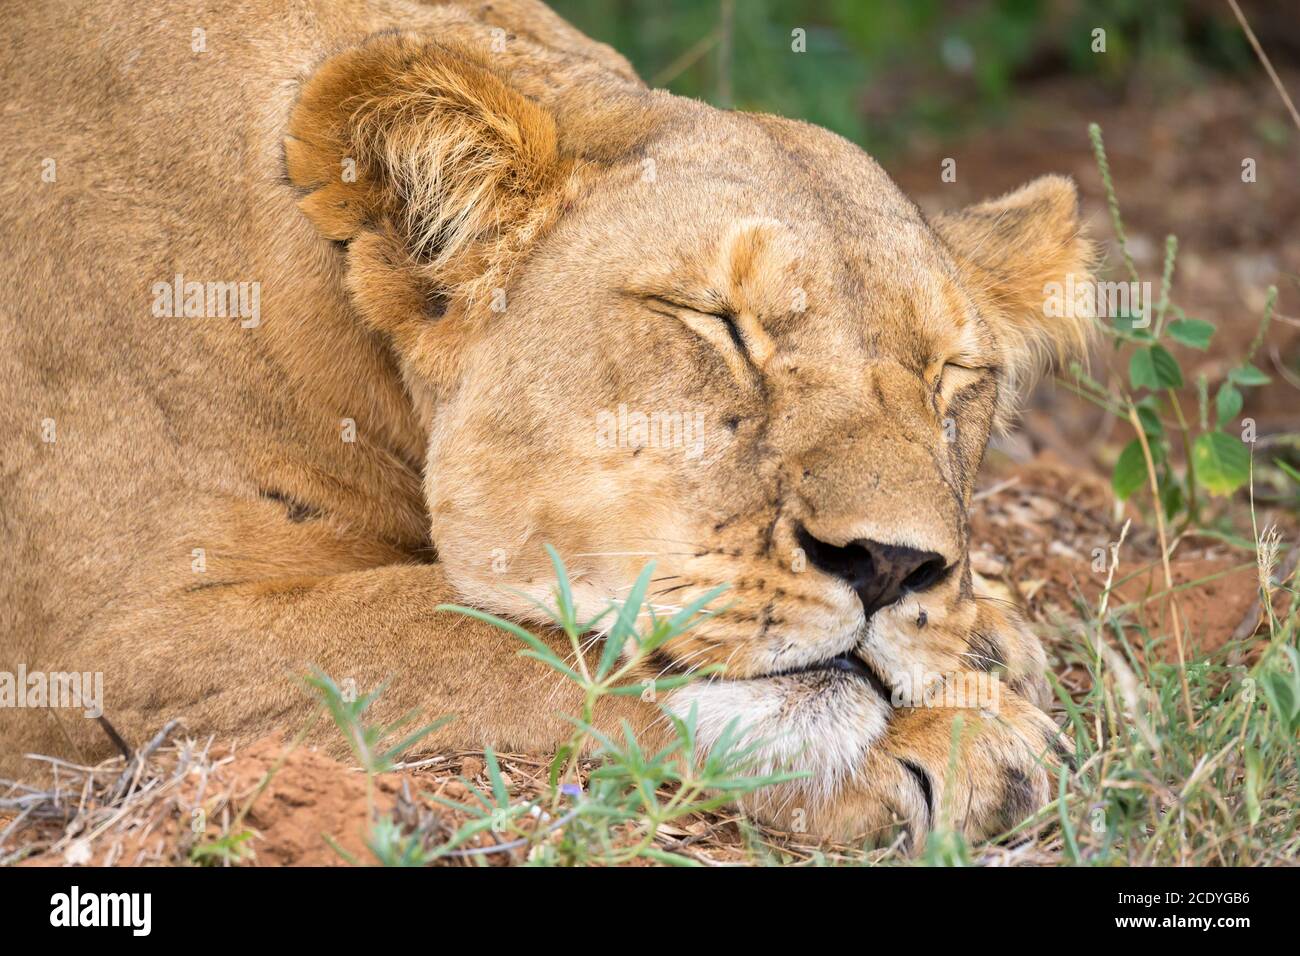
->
[
  {"left": 609, "top": 598, "right": 683, "bottom": 615},
  {"left": 652, "top": 582, "right": 695, "bottom": 598},
  {"left": 542, "top": 630, "right": 606, "bottom": 708},
  {"left": 971, "top": 593, "right": 1023, "bottom": 612},
  {"left": 719, "top": 641, "right": 748, "bottom": 676},
  {"left": 572, "top": 551, "right": 662, "bottom": 558},
  {"left": 661, "top": 645, "right": 714, "bottom": 676},
  {"left": 613, "top": 576, "right": 680, "bottom": 592},
  {"left": 620, "top": 534, "right": 710, "bottom": 548},
  {"left": 961, "top": 651, "right": 1000, "bottom": 665}
]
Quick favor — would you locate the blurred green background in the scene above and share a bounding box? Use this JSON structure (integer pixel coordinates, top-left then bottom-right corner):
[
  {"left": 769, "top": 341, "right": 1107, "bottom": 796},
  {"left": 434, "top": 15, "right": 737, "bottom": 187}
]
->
[{"left": 548, "top": 0, "right": 1277, "bottom": 155}]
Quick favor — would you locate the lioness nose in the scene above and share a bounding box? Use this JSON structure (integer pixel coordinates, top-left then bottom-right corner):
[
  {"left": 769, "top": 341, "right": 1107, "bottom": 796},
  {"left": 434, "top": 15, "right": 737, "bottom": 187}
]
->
[{"left": 795, "top": 525, "right": 950, "bottom": 618}]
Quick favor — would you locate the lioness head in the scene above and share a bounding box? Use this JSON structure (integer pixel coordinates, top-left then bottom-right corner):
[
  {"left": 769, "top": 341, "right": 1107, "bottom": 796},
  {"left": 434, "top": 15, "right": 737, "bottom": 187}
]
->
[{"left": 287, "top": 33, "right": 1090, "bottom": 783}]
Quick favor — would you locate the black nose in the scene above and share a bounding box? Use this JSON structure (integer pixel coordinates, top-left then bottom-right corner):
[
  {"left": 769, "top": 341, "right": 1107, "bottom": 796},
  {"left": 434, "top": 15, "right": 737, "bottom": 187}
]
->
[{"left": 795, "top": 525, "right": 950, "bottom": 618}]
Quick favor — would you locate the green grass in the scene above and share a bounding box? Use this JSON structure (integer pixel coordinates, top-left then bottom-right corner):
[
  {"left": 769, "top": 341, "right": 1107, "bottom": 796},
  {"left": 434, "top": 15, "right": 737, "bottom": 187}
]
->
[{"left": 998, "top": 519, "right": 1299, "bottom": 866}]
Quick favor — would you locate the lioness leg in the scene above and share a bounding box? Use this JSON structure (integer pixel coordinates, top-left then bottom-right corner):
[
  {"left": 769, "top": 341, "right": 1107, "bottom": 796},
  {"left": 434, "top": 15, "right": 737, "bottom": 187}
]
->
[
  {"left": 11, "top": 564, "right": 666, "bottom": 774},
  {"left": 10, "top": 560, "right": 1063, "bottom": 851}
]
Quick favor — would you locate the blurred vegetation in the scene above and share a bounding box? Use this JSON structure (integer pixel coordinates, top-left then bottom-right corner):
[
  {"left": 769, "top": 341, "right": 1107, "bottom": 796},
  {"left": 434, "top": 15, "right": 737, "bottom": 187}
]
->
[{"left": 549, "top": 0, "right": 1259, "bottom": 154}]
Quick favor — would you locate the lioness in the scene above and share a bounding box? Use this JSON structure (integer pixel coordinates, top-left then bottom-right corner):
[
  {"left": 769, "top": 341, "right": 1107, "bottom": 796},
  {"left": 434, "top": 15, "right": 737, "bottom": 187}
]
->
[{"left": 1, "top": 0, "right": 1090, "bottom": 844}]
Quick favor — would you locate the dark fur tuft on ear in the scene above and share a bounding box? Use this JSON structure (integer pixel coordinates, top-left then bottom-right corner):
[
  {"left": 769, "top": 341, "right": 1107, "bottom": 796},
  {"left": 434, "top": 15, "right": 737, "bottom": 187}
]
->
[{"left": 285, "top": 33, "right": 574, "bottom": 304}]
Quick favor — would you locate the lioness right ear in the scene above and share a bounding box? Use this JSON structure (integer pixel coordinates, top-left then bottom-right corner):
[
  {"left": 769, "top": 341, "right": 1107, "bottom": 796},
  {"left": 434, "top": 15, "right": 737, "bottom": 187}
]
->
[
  {"left": 932, "top": 175, "right": 1096, "bottom": 429},
  {"left": 285, "top": 34, "right": 572, "bottom": 312}
]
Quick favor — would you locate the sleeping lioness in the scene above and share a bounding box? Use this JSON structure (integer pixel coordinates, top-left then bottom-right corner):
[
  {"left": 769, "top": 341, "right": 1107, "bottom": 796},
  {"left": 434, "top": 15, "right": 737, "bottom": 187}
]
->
[{"left": 1, "top": 0, "right": 1091, "bottom": 845}]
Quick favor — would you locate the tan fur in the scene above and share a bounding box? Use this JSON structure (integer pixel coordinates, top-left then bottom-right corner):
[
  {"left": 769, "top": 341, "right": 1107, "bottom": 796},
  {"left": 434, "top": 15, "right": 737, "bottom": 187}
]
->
[{"left": 1, "top": 0, "right": 1091, "bottom": 846}]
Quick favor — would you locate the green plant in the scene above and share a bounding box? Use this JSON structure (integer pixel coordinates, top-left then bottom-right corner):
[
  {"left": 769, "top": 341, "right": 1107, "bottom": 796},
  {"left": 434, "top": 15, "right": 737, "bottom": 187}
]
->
[
  {"left": 188, "top": 828, "right": 255, "bottom": 867},
  {"left": 303, "top": 671, "right": 453, "bottom": 777},
  {"left": 302, "top": 670, "right": 453, "bottom": 865},
  {"left": 1069, "top": 123, "right": 1278, "bottom": 531},
  {"left": 434, "top": 546, "right": 806, "bottom": 865},
  {"left": 301, "top": 549, "right": 801, "bottom": 866},
  {"left": 550, "top": 0, "right": 1253, "bottom": 156}
]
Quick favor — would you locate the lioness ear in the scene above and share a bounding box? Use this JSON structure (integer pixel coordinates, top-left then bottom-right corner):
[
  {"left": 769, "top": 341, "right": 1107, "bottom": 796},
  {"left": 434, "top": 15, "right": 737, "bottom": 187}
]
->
[
  {"left": 285, "top": 34, "right": 572, "bottom": 308},
  {"left": 933, "top": 175, "right": 1096, "bottom": 427}
]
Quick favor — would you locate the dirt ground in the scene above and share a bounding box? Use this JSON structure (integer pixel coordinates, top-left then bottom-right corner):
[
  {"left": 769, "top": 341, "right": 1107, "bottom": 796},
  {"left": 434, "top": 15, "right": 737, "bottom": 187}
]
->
[{"left": 3, "top": 70, "right": 1296, "bottom": 867}]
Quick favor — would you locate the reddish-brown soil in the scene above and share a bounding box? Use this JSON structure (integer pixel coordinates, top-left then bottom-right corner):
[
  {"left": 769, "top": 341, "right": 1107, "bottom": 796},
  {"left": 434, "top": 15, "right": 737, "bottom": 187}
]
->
[
  {"left": 11, "top": 739, "right": 578, "bottom": 867},
  {"left": 970, "top": 453, "right": 1259, "bottom": 659}
]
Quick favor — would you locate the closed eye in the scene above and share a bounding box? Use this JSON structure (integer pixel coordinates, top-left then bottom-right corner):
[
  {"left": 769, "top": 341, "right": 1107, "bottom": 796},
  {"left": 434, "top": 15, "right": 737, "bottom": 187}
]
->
[
  {"left": 937, "top": 362, "right": 989, "bottom": 404},
  {"left": 644, "top": 294, "right": 750, "bottom": 360}
]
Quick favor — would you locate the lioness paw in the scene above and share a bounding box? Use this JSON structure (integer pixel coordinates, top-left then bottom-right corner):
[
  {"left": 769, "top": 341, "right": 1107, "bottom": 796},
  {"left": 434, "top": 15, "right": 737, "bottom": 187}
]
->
[
  {"left": 840, "top": 690, "right": 1065, "bottom": 849},
  {"left": 740, "top": 686, "right": 1068, "bottom": 851}
]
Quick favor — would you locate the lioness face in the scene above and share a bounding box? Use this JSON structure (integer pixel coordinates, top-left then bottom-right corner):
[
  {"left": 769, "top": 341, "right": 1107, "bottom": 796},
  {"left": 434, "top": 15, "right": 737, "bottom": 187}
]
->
[
  {"left": 423, "top": 110, "right": 1087, "bottom": 696},
  {"left": 289, "top": 37, "right": 1090, "bottom": 790}
]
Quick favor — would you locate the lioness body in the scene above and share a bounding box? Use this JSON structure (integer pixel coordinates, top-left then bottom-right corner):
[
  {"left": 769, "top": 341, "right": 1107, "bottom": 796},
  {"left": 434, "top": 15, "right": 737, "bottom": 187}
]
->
[
  {"left": 1, "top": 0, "right": 615, "bottom": 770},
  {"left": 2, "top": 0, "right": 1085, "bottom": 843}
]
